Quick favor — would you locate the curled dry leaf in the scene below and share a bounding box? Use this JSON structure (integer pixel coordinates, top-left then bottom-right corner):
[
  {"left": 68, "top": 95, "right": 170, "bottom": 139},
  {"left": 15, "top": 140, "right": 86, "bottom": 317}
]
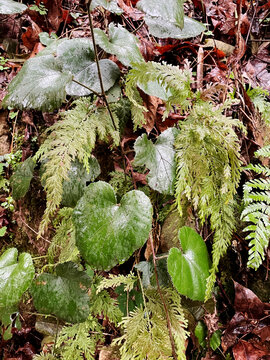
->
[{"left": 233, "top": 340, "right": 270, "bottom": 360}]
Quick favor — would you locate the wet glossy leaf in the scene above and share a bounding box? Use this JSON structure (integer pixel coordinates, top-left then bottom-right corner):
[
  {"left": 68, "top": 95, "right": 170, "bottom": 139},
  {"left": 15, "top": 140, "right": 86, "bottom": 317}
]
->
[
  {"left": 2, "top": 55, "right": 72, "bottom": 111},
  {"left": 10, "top": 157, "right": 35, "bottom": 200},
  {"left": 3, "top": 38, "right": 120, "bottom": 110},
  {"left": 31, "top": 262, "right": 91, "bottom": 323},
  {"left": 167, "top": 227, "right": 210, "bottom": 301},
  {"left": 62, "top": 157, "right": 101, "bottom": 208},
  {"left": 134, "top": 128, "right": 179, "bottom": 194},
  {"left": 57, "top": 38, "right": 120, "bottom": 96},
  {"left": 91, "top": 0, "right": 123, "bottom": 15},
  {"left": 0, "top": 0, "right": 27, "bottom": 14},
  {"left": 0, "top": 248, "right": 35, "bottom": 309},
  {"left": 145, "top": 15, "right": 205, "bottom": 39},
  {"left": 138, "top": 80, "right": 172, "bottom": 101},
  {"left": 73, "top": 181, "right": 153, "bottom": 270},
  {"left": 137, "top": 0, "right": 184, "bottom": 28},
  {"left": 94, "top": 24, "right": 144, "bottom": 67}
]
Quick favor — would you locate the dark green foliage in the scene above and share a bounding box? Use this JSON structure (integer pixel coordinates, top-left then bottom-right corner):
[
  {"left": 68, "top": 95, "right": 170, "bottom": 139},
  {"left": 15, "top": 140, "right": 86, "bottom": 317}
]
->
[
  {"left": 73, "top": 181, "right": 153, "bottom": 270},
  {"left": 31, "top": 262, "right": 91, "bottom": 323},
  {"left": 10, "top": 157, "right": 35, "bottom": 200}
]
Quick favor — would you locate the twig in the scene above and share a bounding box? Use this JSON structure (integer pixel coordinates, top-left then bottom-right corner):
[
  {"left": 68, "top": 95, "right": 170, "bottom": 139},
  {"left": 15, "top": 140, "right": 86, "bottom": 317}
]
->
[
  {"left": 72, "top": 78, "right": 102, "bottom": 97},
  {"left": 197, "top": 46, "right": 204, "bottom": 91},
  {"left": 86, "top": 1, "right": 118, "bottom": 132},
  {"left": 149, "top": 233, "right": 178, "bottom": 360},
  {"left": 246, "top": 0, "right": 259, "bottom": 44}
]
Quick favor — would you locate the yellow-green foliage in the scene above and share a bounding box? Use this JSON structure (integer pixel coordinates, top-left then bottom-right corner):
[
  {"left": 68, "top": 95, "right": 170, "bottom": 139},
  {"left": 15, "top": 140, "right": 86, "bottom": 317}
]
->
[
  {"left": 174, "top": 101, "right": 243, "bottom": 298},
  {"left": 56, "top": 315, "right": 104, "bottom": 360},
  {"left": 48, "top": 207, "right": 79, "bottom": 264},
  {"left": 34, "top": 97, "right": 120, "bottom": 234},
  {"left": 114, "top": 287, "right": 189, "bottom": 360},
  {"left": 125, "top": 61, "right": 192, "bottom": 129},
  {"left": 241, "top": 145, "right": 270, "bottom": 269}
]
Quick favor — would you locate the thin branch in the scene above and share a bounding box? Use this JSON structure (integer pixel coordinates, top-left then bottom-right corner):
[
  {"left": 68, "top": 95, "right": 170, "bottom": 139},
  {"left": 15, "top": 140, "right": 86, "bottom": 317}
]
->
[
  {"left": 87, "top": 1, "right": 118, "bottom": 131},
  {"left": 72, "top": 78, "right": 102, "bottom": 98},
  {"left": 149, "top": 233, "right": 178, "bottom": 360}
]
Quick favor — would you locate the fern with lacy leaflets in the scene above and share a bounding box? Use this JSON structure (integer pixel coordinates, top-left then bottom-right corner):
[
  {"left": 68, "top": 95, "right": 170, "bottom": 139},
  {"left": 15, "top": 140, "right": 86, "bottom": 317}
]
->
[
  {"left": 48, "top": 207, "right": 79, "bottom": 264},
  {"left": 97, "top": 273, "right": 138, "bottom": 293},
  {"left": 34, "top": 97, "right": 120, "bottom": 235},
  {"left": 114, "top": 287, "right": 189, "bottom": 360},
  {"left": 125, "top": 61, "right": 193, "bottom": 129},
  {"left": 174, "top": 101, "right": 243, "bottom": 299},
  {"left": 56, "top": 315, "right": 104, "bottom": 360},
  {"left": 247, "top": 87, "right": 270, "bottom": 124},
  {"left": 241, "top": 145, "right": 270, "bottom": 270}
]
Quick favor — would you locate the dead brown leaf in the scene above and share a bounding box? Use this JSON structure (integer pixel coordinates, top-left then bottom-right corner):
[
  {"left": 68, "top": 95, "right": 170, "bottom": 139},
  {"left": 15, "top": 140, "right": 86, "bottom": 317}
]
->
[
  {"left": 233, "top": 340, "right": 270, "bottom": 360},
  {"left": 140, "top": 91, "right": 163, "bottom": 134},
  {"left": 117, "top": 0, "right": 144, "bottom": 21}
]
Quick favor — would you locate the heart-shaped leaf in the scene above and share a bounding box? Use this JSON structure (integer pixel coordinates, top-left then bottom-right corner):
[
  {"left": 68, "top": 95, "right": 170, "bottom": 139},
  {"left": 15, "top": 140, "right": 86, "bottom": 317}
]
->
[
  {"left": 134, "top": 128, "right": 179, "bottom": 194},
  {"left": 10, "top": 157, "right": 35, "bottom": 200},
  {"left": 31, "top": 262, "right": 91, "bottom": 323},
  {"left": 62, "top": 156, "right": 101, "bottom": 208},
  {"left": 145, "top": 15, "right": 206, "bottom": 39},
  {"left": 91, "top": 0, "right": 123, "bottom": 15},
  {"left": 0, "top": 248, "right": 35, "bottom": 309},
  {"left": 57, "top": 38, "right": 120, "bottom": 96},
  {"left": 94, "top": 24, "right": 144, "bottom": 67},
  {"left": 3, "top": 38, "right": 120, "bottom": 111},
  {"left": 167, "top": 227, "right": 210, "bottom": 301},
  {"left": 137, "top": 0, "right": 184, "bottom": 28},
  {"left": 0, "top": 0, "right": 27, "bottom": 14},
  {"left": 2, "top": 55, "right": 72, "bottom": 112},
  {"left": 73, "top": 181, "right": 153, "bottom": 270}
]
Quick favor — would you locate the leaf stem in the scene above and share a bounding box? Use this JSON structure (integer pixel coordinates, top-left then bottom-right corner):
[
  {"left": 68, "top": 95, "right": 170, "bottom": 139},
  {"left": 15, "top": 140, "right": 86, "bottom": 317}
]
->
[
  {"left": 72, "top": 78, "right": 102, "bottom": 98},
  {"left": 149, "top": 233, "right": 178, "bottom": 360},
  {"left": 87, "top": 1, "right": 118, "bottom": 132}
]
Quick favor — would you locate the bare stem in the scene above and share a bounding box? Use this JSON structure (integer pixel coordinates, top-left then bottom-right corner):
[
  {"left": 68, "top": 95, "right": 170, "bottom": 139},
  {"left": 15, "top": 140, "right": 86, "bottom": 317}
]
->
[
  {"left": 149, "top": 234, "right": 178, "bottom": 360},
  {"left": 87, "top": 1, "right": 118, "bottom": 131},
  {"left": 72, "top": 78, "right": 101, "bottom": 98}
]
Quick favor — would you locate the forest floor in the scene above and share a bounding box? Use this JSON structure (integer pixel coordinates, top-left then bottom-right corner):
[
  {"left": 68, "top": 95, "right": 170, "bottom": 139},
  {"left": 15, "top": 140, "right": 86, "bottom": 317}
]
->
[{"left": 0, "top": 0, "right": 270, "bottom": 359}]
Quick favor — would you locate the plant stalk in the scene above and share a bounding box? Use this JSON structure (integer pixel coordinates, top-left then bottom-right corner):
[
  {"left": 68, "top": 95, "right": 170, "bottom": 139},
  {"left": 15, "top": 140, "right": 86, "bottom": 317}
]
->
[
  {"left": 87, "top": 1, "right": 118, "bottom": 132},
  {"left": 72, "top": 78, "right": 101, "bottom": 98}
]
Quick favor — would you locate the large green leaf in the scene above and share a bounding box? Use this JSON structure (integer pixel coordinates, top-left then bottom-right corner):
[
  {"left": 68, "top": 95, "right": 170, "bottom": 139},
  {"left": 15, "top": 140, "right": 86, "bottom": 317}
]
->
[
  {"left": 0, "top": 248, "right": 35, "bottom": 309},
  {"left": 94, "top": 24, "right": 144, "bottom": 67},
  {"left": 137, "top": 80, "right": 172, "bottom": 101},
  {"left": 62, "top": 157, "right": 101, "bottom": 208},
  {"left": 73, "top": 181, "right": 153, "bottom": 270},
  {"left": 91, "top": 0, "right": 123, "bottom": 15},
  {"left": 137, "top": 0, "right": 184, "bottom": 28},
  {"left": 145, "top": 15, "right": 206, "bottom": 39},
  {"left": 2, "top": 55, "right": 72, "bottom": 111},
  {"left": 57, "top": 38, "right": 120, "bottom": 96},
  {"left": 31, "top": 262, "right": 91, "bottom": 323},
  {"left": 3, "top": 38, "right": 120, "bottom": 110},
  {"left": 0, "top": 0, "right": 27, "bottom": 14},
  {"left": 167, "top": 227, "right": 210, "bottom": 301},
  {"left": 134, "top": 128, "right": 179, "bottom": 195},
  {"left": 10, "top": 157, "right": 35, "bottom": 200}
]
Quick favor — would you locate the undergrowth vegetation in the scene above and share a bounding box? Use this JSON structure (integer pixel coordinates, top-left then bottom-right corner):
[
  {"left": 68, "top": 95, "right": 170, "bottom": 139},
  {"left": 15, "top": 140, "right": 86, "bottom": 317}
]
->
[{"left": 0, "top": 0, "right": 270, "bottom": 359}]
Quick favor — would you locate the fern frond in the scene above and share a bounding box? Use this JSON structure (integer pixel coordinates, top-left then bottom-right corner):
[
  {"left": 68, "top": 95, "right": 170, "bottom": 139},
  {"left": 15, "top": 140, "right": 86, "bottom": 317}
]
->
[
  {"left": 97, "top": 273, "right": 138, "bottom": 293},
  {"left": 247, "top": 87, "right": 270, "bottom": 124},
  {"left": 56, "top": 314, "right": 104, "bottom": 360},
  {"left": 34, "top": 97, "right": 120, "bottom": 234},
  {"left": 125, "top": 61, "right": 193, "bottom": 129},
  {"left": 241, "top": 146, "right": 270, "bottom": 270},
  {"left": 245, "top": 164, "right": 270, "bottom": 177},
  {"left": 174, "top": 101, "right": 242, "bottom": 298},
  {"left": 114, "top": 287, "right": 189, "bottom": 360},
  {"left": 47, "top": 207, "right": 79, "bottom": 264},
  {"left": 33, "top": 352, "right": 57, "bottom": 360}
]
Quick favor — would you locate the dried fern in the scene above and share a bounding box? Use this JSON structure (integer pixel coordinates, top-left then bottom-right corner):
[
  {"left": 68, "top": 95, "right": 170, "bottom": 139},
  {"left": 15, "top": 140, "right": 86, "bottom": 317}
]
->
[
  {"left": 114, "top": 287, "right": 189, "bottom": 360},
  {"left": 241, "top": 145, "right": 270, "bottom": 269},
  {"left": 34, "top": 97, "right": 120, "bottom": 234},
  {"left": 174, "top": 101, "right": 243, "bottom": 298}
]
